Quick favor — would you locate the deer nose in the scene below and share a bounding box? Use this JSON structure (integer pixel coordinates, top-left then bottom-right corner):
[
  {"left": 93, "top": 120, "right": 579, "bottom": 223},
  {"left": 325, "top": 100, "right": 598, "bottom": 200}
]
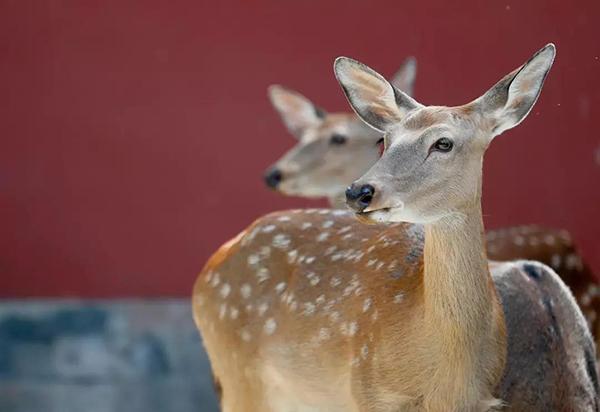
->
[
  {"left": 346, "top": 183, "right": 375, "bottom": 212},
  {"left": 264, "top": 168, "right": 283, "bottom": 189}
]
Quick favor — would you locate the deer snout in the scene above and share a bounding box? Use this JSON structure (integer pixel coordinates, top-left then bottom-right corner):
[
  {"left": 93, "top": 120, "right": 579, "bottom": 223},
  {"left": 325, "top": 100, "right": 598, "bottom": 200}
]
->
[
  {"left": 264, "top": 168, "right": 283, "bottom": 189},
  {"left": 346, "top": 183, "right": 375, "bottom": 212}
]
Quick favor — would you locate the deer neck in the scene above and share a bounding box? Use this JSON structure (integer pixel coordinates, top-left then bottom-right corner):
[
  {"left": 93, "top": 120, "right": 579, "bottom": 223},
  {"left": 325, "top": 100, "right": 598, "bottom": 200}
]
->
[{"left": 420, "top": 189, "right": 506, "bottom": 398}]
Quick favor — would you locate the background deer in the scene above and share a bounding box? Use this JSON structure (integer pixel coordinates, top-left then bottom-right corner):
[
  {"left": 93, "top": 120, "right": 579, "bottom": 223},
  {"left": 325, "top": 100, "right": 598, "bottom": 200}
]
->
[
  {"left": 265, "top": 60, "right": 600, "bottom": 350},
  {"left": 193, "top": 45, "right": 597, "bottom": 411}
]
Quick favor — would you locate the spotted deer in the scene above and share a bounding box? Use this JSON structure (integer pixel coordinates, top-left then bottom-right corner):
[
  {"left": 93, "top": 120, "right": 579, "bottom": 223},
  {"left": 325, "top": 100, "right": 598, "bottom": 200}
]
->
[
  {"left": 266, "top": 60, "right": 600, "bottom": 347},
  {"left": 193, "top": 45, "right": 598, "bottom": 411}
]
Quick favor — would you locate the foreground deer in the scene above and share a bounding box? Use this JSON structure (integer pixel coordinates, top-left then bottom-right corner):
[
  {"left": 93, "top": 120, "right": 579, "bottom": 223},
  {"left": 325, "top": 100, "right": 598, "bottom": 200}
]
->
[
  {"left": 266, "top": 62, "right": 600, "bottom": 345},
  {"left": 194, "top": 45, "right": 597, "bottom": 411}
]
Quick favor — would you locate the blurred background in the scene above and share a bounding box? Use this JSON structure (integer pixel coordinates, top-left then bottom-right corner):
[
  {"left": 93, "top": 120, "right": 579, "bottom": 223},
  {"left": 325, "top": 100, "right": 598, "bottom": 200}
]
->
[{"left": 0, "top": 0, "right": 598, "bottom": 411}]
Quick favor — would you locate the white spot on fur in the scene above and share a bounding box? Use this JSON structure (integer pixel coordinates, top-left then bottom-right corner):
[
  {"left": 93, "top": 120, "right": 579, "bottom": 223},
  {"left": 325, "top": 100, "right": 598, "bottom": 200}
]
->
[
  {"left": 329, "top": 311, "right": 340, "bottom": 323},
  {"left": 258, "top": 302, "right": 269, "bottom": 316},
  {"left": 338, "top": 226, "right": 352, "bottom": 234},
  {"left": 551, "top": 254, "right": 561, "bottom": 268},
  {"left": 375, "top": 261, "right": 384, "bottom": 271},
  {"left": 259, "top": 246, "right": 271, "bottom": 258},
  {"left": 363, "top": 298, "right": 372, "bottom": 313},
  {"left": 273, "top": 233, "right": 291, "bottom": 249},
  {"left": 371, "top": 310, "right": 379, "bottom": 321},
  {"left": 367, "top": 245, "right": 376, "bottom": 253},
  {"left": 528, "top": 236, "right": 540, "bottom": 247},
  {"left": 241, "top": 283, "right": 252, "bottom": 299},
  {"left": 316, "top": 294, "right": 326, "bottom": 305},
  {"left": 513, "top": 236, "right": 525, "bottom": 246},
  {"left": 342, "top": 233, "right": 353, "bottom": 240},
  {"left": 301, "top": 222, "right": 312, "bottom": 230},
  {"left": 394, "top": 292, "right": 405, "bottom": 304},
  {"left": 277, "top": 216, "right": 291, "bottom": 222},
  {"left": 330, "top": 277, "right": 341, "bottom": 287},
  {"left": 287, "top": 249, "right": 298, "bottom": 264},
  {"left": 220, "top": 283, "right": 231, "bottom": 298},
  {"left": 303, "top": 302, "right": 316, "bottom": 316},
  {"left": 210, "top": 272, "right": 221, "bottom": 288},
  {"left": 318, "top": 327, "right": 331, "bottom": 341},
  {"left": 230, "top": 306, "right": 239, "bottom": 319},
  {"left": 219, "top": 303, "right": 227, "bottom": 320},
  {"left": 367, "top": 259, "right": 377, "bottom": 267},
  {"left": 306, "top": 272, "right": 320, "bottom": 286},
  {"left": 341, "top": 321, "right": 358, "bottom": 336},
  {"left": 264, "top": 318, "right": 277, "bottom": 335},
  {"left": 262, "top": 224, "right": 276, "bottom": 233},
  {"left": 332, "top": 210, "right": 347, "bottom": 216},
  {"left": 248, "top": 254, "right": 260, "bottom": 266},
  {"left": 275, "top": 282, "right": 287, "bottom": 294},
  {"left": 544, "top": 235, "right": 555, "bottom": 245},
  {"left": 305, "top": 256, "right": 316, "bottom": 264},
  {"left": 325, "top": 246, "right": 337, "bottom": 255},
  {"left": 256, "top": 268, "right": 270, "bottom": 283},
  {"left": 322, "top": 220, "right": 334, "bottom": 228},
  {"left": 317, "top": 232, "right": 329, "bottom": 242},
  {"left": 205, "top": 270, "right": 214, "bottom": 283},
  {"left": 241, "top": 329, "right": 251, "bottom": 342},
  {"left": 318, "top": 210, "right": 330, "bottom": 215}
]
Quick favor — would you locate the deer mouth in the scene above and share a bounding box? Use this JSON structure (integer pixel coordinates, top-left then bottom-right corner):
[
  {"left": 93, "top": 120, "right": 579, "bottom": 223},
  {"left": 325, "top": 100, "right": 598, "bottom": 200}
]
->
[{"left": 356, "top": 202, "right": 404, "bottom": 223}]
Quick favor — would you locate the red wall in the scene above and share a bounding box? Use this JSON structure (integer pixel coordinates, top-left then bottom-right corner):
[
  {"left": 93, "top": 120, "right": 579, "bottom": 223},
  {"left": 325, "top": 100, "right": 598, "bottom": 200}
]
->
[{"left": 1, "top": 1, "right": 599, "bottom": 297}]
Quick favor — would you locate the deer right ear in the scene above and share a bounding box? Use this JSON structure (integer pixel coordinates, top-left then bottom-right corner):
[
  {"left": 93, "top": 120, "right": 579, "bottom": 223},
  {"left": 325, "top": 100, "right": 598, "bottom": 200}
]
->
[
  {"left": 334, "top": 57, "right": 422, "bottom": 132},
  {"left": 473, "top": 44, "right": 556, "bottom": 138},
  {"left": 268, "top": 85, "right": 325, "bottom": 138}
]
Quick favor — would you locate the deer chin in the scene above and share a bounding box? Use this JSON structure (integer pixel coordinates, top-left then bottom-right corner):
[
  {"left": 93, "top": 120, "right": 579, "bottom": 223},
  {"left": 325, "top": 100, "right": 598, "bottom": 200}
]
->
[{"left": 357, "top": 202, "right": 406, "bottom": 224}]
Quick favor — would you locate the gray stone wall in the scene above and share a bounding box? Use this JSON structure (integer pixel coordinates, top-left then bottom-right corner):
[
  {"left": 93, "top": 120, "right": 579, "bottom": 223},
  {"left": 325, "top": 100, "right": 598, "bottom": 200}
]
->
[{"left": 0, "top": 300, "right": 219, "bottom": 412}]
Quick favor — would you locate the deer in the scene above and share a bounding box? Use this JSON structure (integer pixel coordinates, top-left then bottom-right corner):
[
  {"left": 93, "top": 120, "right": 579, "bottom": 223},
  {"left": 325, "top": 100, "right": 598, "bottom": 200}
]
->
[
  {"left": 193, "top": 45, "right": 598, "bottom": 411},
  {"left": 265, "top": 60, "right": 600, "bottom": 348}
]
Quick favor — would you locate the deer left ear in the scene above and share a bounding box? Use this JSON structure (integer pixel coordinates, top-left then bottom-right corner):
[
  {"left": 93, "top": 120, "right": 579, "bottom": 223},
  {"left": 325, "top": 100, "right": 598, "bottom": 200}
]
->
[{"left": 474, "top": 44, "right": 556, "bottom": 138}]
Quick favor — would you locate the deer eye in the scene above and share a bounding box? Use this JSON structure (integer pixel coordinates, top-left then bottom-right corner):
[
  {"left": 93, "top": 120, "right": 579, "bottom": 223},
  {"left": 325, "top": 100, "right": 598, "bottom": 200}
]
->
[
  {"left": 430, "top": 137, "right": 453, "bottom": 153},
  {"left": 330, "top": 134, "right": 347, "bottom": 145}
]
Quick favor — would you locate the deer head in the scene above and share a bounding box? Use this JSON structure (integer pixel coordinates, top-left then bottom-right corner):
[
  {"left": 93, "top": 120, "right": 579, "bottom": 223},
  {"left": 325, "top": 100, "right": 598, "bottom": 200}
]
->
[
  {"left": 264, "top": 58, "right": 417, "bottom": 201},
  {"left": 338, "top": 45, "right": 556, "bottom": 224}
]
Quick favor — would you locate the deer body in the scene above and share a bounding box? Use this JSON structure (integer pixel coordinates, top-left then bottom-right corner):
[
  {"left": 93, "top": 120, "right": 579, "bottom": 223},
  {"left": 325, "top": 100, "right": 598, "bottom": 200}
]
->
[
  {"left": 194, "top": 210, "right": 597, "bottom": 411},
  {"left": 195, "top": 210, "right": 504, "bottom": 411}
]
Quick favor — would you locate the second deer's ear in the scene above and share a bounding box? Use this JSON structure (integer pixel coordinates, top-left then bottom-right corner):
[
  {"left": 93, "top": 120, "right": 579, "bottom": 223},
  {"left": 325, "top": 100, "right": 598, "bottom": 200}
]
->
[
  {"left": 390, "top": 57, "right": 417, "bottom": 97},
  {"left": 268, "top": 85, "right": 325, "bottom": 138},
  {"left": 334, "top": 57, "right": 422, "bottom": 132}
]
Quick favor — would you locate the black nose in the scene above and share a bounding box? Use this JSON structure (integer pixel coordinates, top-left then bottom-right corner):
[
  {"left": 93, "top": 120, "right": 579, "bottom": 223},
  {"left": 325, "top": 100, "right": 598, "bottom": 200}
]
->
[
  {"left": 264, "top": 168, "right": 283, "bottom": 189},
  {"left": 345, "top": 183, "right": 375, "bottom": 212}
]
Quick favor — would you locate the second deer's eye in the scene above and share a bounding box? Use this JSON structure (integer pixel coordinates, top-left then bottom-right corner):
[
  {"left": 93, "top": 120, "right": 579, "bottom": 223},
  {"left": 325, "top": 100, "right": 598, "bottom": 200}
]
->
[
  {"left": 431, "top": 137, "right": 454, "bottom": 153},
  {"left": 330, "top": 134, "right": 347, "bottom": 145}
]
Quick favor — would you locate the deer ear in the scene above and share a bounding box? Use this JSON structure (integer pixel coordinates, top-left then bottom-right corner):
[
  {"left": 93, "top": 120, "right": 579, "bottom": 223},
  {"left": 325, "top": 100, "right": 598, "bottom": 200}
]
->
[
  {"left": 473, "top": 44, "right": 556, "bottom": 137},
  {"left": 334, "top": 57, "right": 422, "bottom": 132},
  {"left": 390, "top": 57, "right": 417, "bottom": 97},
  {"left": 268, "top": 85, "right": 326, "bottom": 138}
]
